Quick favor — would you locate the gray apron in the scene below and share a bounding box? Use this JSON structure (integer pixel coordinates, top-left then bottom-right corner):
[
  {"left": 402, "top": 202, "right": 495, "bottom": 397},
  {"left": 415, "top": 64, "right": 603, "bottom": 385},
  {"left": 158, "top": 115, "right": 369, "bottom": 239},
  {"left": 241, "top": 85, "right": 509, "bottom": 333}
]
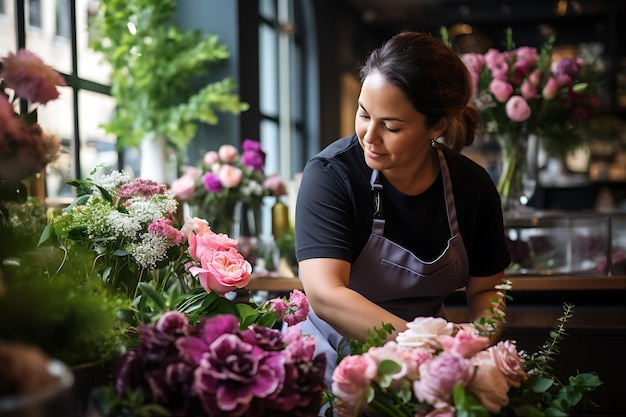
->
[{"left": 297, "top": 144, "right": 470, "bottom": 387}]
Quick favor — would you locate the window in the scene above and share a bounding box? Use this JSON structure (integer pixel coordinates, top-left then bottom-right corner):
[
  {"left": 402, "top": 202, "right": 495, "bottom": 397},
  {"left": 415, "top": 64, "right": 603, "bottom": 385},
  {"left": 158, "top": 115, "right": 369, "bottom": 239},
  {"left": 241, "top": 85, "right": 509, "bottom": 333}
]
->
[{"left": 2, "top": 0, "right": 116, "bottom": 203}]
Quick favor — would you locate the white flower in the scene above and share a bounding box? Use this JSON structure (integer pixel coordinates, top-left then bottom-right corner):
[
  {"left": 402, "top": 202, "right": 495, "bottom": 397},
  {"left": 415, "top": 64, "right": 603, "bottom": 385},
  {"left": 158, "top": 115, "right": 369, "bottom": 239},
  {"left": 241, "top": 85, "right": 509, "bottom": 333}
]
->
[
  {"left": 396, "top": 317, "right": 454, "bottom": 349},
  {"left": 130, "top": 233, "right": 169, "bottom": 269},
  {"left": 106, "top": 211, "right": 142, "bottom": 239}
]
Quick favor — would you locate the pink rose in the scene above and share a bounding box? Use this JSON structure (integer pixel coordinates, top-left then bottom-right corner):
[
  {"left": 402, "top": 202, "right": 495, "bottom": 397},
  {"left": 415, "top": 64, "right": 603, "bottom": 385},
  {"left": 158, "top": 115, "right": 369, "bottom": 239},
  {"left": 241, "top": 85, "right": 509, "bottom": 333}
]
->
[
  {"left": 217, "top": 164, "right": 243, "bottom": 188},
  {"left": 439, "top": 329, "right": 489, "bottom": 358},
  {"left": 263, "top": 173, "right": 287, "bottom": 197},
  {"left": 170, "top": 174, "right": 196, "bottom": 200},
  {"left": 542, "top": 77, "right": 559, "bottom": 100},
  {"left": 180, "top": 216, "right": 210, "bottom": 237},
  {"left": 188, "top": 227, "right": 238, "bottom": 260},
  {"left": 489, "top": 79, "right": 514, "bottom": 102},
  {"left": 217, "top": 144, "right": 238, "bottom": 163},
  {"left": 466, "top": 350, "right": 511, "bottom": 413},
  {"left": 189, "top": 247, "right": 252, "bottom": 295},
  {"left": 505, "top": 95, "right": 531, "bottom": 122},
  {"left": 413, "top": 351, "right": 473, "bottom": 406},
  {"left": 203, "top": 150, "right": 219, "bottom": 166},
  {"left": 331, "top": 354, "right": 378, "bottom": 408},
  {"left": 528, "top": 68, "right": 541, "bottom": 86},
  {"left": 488, "top": 340, "right": 527, "bottom": 388},
  {"left": 520, "top": 78, "right": 538, "bottom": 99},
  {"left": 461, "top": 53, "right": 485, "bottom": 75},
  {"left": 1, "top": 49, "right": 66, "bottom": 104}
]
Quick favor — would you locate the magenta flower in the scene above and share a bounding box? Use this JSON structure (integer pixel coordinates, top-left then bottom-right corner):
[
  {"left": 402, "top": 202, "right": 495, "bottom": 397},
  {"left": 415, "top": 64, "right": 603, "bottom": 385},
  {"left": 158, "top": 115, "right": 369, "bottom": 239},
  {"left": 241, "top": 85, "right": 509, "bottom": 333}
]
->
[
  {"left": 241, "top": 149, "right": 265, "bottom": 170},
  {"left": 194, "top": 333, "right": 286, "bottom": 415},
  {"left": 1, "top": 49, "right": 66, "bottom": 105},
  {"left": 203, "top": 171, "right": 223, "bottom": 193},
  {"left": 148, "top": 218, "right": 186, "bottom": 246}
]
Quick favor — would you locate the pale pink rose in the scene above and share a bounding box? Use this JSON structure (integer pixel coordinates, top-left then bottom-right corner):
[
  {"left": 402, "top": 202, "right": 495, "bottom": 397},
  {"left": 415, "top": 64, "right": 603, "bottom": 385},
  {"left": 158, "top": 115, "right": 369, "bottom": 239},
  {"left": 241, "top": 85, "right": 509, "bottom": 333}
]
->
[
  {"left": 217, "top": 144, "right": 238, "bottom": 163},
  {"left": 184, "top": 166, "right": 202, "bottom": 179},
  {"left": 505, "top": 95, "right": 531, "bottom": 122},
  {"left": 367, "top": 342, "right": 409, "bottom": 380},
  {"left": 413, "top": 351, "right": 473, "bottom": 406},
  {"left": 203, "top": 150, "right": 219, "bottom": 166},
  {"left": 542, "top": 77, "right": 559, "bottom": 100},
  {"left": 528, "top": 68, "right": 541, "bottom": 86},
  {"left": 520, "top": 79, "right": 538, "bottom": 99},
  {"left": 263, "top": 173, "right": 287, "bottom": 197},
  {"left": 488, "top": 340, "right": 527, "bottom": 388},
  {"left": 331, "top": 354, "right": 378, "bottom": 408},
  {"left": 489, "top": 79, "right": 514, "bottom": 102},
  {"left": 403, "top": 346, "right": 434, "bottom": 379},
  {"left": 180, "top": 216, "right": 209, "bottom": 237},
  {"left": 423, "top": 403, "right": 456, "bottom": 417},
  {"left": 439, "top": 329, "right": 490, "bottom": 358},
  {"left": 461, "top": 53, "right": 485, "bottom": 75},
  {"left": 466, "top": 350, "right": 511, "bottom": 414},
  {"left": 484, "top": 49, "right": 506, "bottom": 71},
  {"left": 1, "top": 49, "right": 66, "bottom": 104},
  {"left": 396, "top": 317, "right": 454, "bottom": 349},
  {"left": 188, "top": 227, "right": 238, "bottom": 260},
  {"left": 217, "top": 164, "right": 243, "bottom": 188},
  {"left": 170, "top": 175, "right": 196, "bottom": 200},
  {"left": 189, "top": 247, "right": 252, "bottom": 295},
  {"left": 514, "top": 46, "right": 538, "bottom": 67}
]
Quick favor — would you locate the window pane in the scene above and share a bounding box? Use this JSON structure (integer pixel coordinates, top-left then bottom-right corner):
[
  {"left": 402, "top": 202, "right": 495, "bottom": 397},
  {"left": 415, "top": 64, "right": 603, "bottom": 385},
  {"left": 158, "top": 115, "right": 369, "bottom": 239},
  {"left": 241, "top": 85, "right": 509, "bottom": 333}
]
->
[
  {"left": 28, "top": 0, "right": 41, "bottom": 28},
  {"left": 79, "top": 0, "right": 111, "bottom": 83},
  {"left": 259, "top": 0, "right": 276, "bottom": 20},
  {"left": 25, "top": 0, "right": 72, "bottom": 76},
  {"left": 259, "top": 23, "right": 278, "bottom": 116},
  {"left": 78, "top": 90, "right": 118, "bottom": 178},
  {"left": 39, "top": 85, "right": 75, "bottom": 199},
  {"left": 0, "top": 1, "right": 16, "bottom": 51},
  {"left": 55, "top": 0, "right": 70, "bottom": 39}
]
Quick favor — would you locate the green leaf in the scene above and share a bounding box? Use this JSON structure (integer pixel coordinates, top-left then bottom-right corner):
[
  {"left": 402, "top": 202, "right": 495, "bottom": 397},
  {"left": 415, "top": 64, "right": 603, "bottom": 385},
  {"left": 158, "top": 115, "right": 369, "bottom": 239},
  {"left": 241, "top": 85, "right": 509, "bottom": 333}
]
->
[{"left": 138, "top": 282, "right": 166, "bottom": 311}]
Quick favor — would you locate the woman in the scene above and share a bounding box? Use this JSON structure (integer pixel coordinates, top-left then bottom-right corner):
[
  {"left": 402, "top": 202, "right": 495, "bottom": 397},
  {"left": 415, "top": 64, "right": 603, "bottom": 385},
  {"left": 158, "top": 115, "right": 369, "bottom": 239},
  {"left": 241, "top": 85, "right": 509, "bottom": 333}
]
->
[{"left": 295, "top": 31, "right": 511, "bottom": 386}]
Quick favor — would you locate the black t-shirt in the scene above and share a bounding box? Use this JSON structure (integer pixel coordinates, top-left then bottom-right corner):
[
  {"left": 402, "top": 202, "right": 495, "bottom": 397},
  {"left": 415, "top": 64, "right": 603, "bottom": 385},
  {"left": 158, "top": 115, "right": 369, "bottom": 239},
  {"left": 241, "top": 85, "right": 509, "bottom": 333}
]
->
[{"left": 295, "top": 134, "right": 511, "bottom": 277}]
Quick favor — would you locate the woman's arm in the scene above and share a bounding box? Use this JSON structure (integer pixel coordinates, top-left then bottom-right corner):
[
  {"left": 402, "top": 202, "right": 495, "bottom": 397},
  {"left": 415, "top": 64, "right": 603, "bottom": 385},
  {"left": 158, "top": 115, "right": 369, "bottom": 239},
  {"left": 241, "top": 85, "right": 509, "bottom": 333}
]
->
[
  {"left": 465, "top": 270, "right": 508, "bottom": 343},
  {"left": 299, "top": 257, "right": 409, "bottom": 343}
]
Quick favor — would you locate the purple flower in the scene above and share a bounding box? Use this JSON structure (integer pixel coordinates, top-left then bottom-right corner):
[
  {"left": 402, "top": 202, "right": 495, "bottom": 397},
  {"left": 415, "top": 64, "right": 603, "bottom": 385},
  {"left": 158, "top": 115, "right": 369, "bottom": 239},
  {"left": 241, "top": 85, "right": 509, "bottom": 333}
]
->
[
  {"left": 203, "top": 172, "right": 223, "bottom": 193},
  {"left": 194, "top": 333, "right": 286, "bottom": 415},
  {"left": 242, "top": 139, "right": 263, "bottom": 153},
  {"left": 240, "top": 325, "right": 285, "bottom": 351},
  {"left": 241, "top": 150, "right": 265, "bottom": 170},
  {"left": 178, "top": 314, "right": 240, "bottom": 364},
  {"left": 556, "top": 57, "right": 582, "bottom": 79}
]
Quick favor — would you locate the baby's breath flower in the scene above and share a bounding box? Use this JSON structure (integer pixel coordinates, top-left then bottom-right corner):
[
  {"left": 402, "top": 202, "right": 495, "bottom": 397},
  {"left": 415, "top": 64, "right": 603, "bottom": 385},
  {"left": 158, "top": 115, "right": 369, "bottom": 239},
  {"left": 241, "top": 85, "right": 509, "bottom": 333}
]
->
[
  {"left": 106, "top": 211, "right": 142, "bottom": 239},
  {"left": 129, "top": 233, "right": 169, "bottom": 269}
]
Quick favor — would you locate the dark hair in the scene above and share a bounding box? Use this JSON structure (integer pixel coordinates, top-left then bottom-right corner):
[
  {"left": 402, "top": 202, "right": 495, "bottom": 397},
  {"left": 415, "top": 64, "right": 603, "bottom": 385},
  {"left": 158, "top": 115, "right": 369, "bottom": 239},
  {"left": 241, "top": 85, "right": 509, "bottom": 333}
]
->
[{"left": 359, "top": 31, "right": 478, "bottom": 152}]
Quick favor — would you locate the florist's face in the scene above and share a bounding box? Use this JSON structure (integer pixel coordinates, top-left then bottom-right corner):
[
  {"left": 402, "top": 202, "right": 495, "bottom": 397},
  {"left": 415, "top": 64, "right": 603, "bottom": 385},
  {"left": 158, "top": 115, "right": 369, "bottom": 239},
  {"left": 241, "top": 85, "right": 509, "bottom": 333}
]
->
[{"left": 356, "top": 72, "right": 439, "bottom": 174}]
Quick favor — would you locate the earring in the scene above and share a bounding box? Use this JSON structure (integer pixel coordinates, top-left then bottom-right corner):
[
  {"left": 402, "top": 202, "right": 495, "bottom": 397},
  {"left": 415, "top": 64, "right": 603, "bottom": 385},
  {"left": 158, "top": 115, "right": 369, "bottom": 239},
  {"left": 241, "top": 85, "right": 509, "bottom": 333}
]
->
[{"left": 431, "top": 137, "right": 437, "bottom": 147}]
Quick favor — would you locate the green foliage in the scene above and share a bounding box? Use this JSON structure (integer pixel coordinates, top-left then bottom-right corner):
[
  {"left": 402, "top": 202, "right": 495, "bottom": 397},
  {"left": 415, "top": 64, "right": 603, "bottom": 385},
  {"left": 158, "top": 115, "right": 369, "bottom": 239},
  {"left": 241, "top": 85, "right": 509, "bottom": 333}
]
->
[
  {"left": 0, "top": 242, "right": 127, "bottom": 366},
  {"left": 504, "top": 303, "right": 604, "bottom": 417},
  {"left": 89, "top": 0, "right": 249, "bottom": 151}
]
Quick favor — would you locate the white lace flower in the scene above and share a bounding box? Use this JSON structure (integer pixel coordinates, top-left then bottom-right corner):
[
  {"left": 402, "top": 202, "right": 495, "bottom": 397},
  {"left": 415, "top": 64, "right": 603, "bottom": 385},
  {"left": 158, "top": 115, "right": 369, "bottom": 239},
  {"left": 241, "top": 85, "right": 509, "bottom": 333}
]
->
[{"left": 396, "top": 317, "right": 454, "bottom": 349}]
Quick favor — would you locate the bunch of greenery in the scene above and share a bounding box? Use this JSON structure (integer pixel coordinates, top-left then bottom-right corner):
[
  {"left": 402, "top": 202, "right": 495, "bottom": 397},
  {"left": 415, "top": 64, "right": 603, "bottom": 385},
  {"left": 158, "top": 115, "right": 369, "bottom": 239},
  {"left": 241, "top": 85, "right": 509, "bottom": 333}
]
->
[{"left": 88, "top": 0, "right": 249, "bottom": 151}]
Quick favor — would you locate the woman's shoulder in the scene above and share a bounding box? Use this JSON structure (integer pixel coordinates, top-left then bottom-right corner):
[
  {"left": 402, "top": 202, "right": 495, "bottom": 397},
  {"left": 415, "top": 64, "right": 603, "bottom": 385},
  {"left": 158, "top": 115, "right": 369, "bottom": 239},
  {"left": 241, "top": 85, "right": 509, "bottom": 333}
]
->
[{"left": 304, "top": 134, "right": 368, "bottom": 177}]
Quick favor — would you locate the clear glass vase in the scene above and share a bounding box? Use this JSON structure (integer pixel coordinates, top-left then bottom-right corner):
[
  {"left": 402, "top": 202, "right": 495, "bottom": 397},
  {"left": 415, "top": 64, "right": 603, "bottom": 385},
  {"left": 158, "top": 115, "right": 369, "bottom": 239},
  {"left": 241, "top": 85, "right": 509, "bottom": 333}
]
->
[{"left": 496, "top": 131, "right": 539, "bottom": 212}]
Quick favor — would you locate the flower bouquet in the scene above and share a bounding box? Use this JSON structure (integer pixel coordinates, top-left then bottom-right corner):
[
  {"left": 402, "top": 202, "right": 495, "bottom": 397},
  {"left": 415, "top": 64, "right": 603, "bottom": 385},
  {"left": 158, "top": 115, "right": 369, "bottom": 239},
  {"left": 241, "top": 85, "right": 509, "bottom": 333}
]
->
[
  {"left": 329, "top": 282, "right": 602, "bottom": 417},
  {"left": 40, "top": 167, "right": 187, "bottom": 299},
  {"left": 171, "top": 139, "right": 270, "bottom": 236},
  {"left": 457, "top": 28, "right": 601, "bottom": 206},
  {"left": 1, "top": 49, "right": 63, "bottom": 209}
]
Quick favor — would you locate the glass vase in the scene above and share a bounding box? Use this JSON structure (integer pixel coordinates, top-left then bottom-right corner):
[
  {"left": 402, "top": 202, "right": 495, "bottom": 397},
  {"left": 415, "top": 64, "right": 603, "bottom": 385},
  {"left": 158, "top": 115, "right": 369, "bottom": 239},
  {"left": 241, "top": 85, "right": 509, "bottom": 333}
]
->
[{"left": 496, "top": 131, "right": 539, "bottom": 212}]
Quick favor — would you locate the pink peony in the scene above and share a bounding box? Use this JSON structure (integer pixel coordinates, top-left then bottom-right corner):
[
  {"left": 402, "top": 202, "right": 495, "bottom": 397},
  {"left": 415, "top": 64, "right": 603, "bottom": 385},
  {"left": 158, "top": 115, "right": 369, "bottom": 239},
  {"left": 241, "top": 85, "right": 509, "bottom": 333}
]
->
[
  {"left": 217, "top": 164, "right": 243, "bottom": 188},
  {"left": 189, "top": 247, "right": 252, "bottom": 295},
  {"left": 413, "top": 351, "right": 473, "bottom": 406},
  {"left": 489, "top": 79, "right": 514, "bottom": 102},
  {"left": 203, "top": 150, "right": 220, "bottom": 166},
  {"left": 466, "top": 350, "right": 511, "bottom": 413},
  {"left": 439, "top": 329, "right": 490, "bottom": 358},
  {"left": 332, "top": 354, "right": 378, "bottom": 408},
  {"left": 263, "top": 173, "right": 287, "bottom": 197},
  {"left": 542, "top": 77, "right": 559, "bottom": 100},
  {"left": 505, "top": 95, "right": 531, "bottom": 122},
  {"left": 180, "top": 216, "right": 210, "bottom": 238},
  {"left": 488, "top": 340, "right": 527, "bottom": 388},
  {"left": 1, "top": 49, "right": 66, "bottom": 104},
  {"left": 170, "top": 174, "right": 196, "bottom": 200},
  {"left": 217, "top": 144, "right": 238, "bottom": 163}
]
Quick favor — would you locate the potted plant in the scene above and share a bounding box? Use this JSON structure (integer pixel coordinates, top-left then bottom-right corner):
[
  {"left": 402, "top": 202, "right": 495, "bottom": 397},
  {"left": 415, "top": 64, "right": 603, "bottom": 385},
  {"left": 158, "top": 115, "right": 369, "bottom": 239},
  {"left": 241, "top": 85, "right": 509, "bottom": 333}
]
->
[{"left": 88, "top": 0, "right": 249, "bottom": 182}]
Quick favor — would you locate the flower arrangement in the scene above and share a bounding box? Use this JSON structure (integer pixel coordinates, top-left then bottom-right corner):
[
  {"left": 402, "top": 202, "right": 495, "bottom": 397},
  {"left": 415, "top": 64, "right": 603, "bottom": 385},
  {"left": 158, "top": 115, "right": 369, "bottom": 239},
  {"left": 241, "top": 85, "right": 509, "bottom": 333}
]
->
[
  {"left": 455, "top": 28, "right": 601, "bottom": 205},
  {"left": 329, "top": 283, "right": 602, "bottom": 417},
  {"left": 40, "top": 167, "right": 186, "bottom": 298},
  {"left": 93, "top": 308, "right": 327, "bottom": 417},
  {"left": 0, "top": 49, "right": 63, "bottom": 206},
  {"left": 171, "top": 139, "right": 272, "bottom": 236},
  {"left": 460, "top": 28, "right": 600, "bottom": 152}
]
